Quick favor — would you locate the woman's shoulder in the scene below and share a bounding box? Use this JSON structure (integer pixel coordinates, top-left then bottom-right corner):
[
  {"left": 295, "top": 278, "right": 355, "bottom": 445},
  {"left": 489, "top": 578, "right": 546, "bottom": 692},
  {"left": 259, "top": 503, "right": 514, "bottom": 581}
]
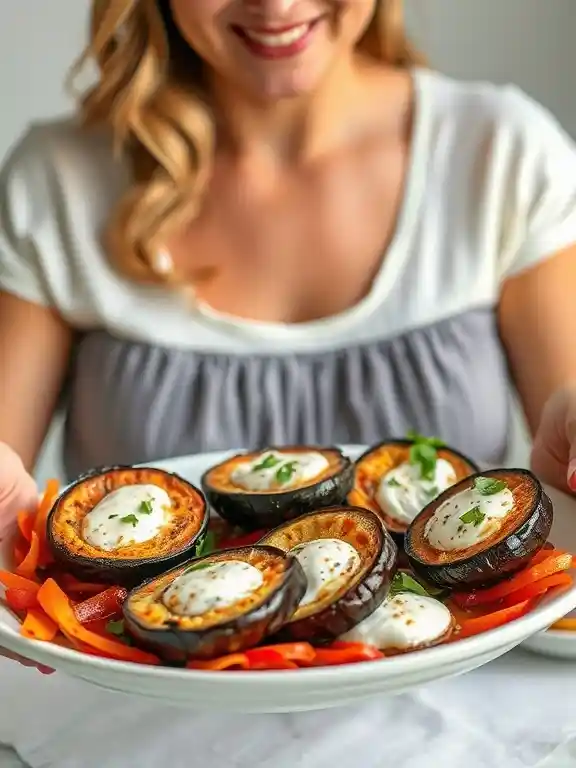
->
[{"left": 419, "top": 68, "right": 574, "bottom": 156}]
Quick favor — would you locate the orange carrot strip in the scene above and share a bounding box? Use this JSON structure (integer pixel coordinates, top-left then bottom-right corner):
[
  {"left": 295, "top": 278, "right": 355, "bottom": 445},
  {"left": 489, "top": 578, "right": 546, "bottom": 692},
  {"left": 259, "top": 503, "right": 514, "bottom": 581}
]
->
[
  {"left": 17, "top": 512, "right": 34, "bottom": 543},
  {"left": 457, "top": 600, "right": 532, "bottom": 639},
  {"left": 34, "top": 479, "right": 59, "bottom": 566},
  {"left": 551, "top": 617, "right": 576, "bottom": 631},
  {"left": 502, "top": 572, "right": 573, "bottom": 607},
  {"left": 453, "top": 553, "right": 573, "bottom": 608},
  {"left": 0, "top": 571, "right": 40, "bottom": 593},
  {"left": 187, "top": 653, "right": 250, "bottom": 671},
  {"left": 13, "top": 541, "right": 27, "bottom": 568},
  {"left": 21, "top": 609, "right": 59, "bottom": 641},
  {"left": 15, "top": 532, "right": 40, "bottom": 580},
  {"left": 37, "top": 579, "right": 159, "bottom": 664},
  {"left": 530, "top": 548, "right": 565, "bottom": 566}
]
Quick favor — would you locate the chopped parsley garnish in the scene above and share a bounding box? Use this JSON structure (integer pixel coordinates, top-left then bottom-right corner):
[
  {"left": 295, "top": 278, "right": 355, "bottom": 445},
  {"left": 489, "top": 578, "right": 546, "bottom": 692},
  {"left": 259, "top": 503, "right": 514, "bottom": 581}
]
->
[
  {"left": 120, "top": 513, "right": 139, "bottom": 527},
  {"left": 407, "top": 431, "right": 443, "bottom": 481},
  {"left": 387, "top": 477, "right": 401, "bottom": 488},
  {"left": 473, "top": 476, "right": 507, "bottom": 496},
  {"left": 139, "top": 499, "right": 153, "bottom": 514},
  {"left": 253, "top": 453, "right": 281, "bottom": 471},
  {"left": 459, "top": 506, "right": 486, "bottom": 526},
  {"left": 276, "top": 461, "right": 298, "bottom": 485},
  {"left": 194, "top": 530, "right": 217, "bottom": 558},
  {"left": 108, "top": 514, "right": 118, "bottom": 520},
  {"left": 390, "top": 572, "right": 431, "bottom": 598},
  {"left": 106, "top": 619, "right": 133, "bottom": 645}
]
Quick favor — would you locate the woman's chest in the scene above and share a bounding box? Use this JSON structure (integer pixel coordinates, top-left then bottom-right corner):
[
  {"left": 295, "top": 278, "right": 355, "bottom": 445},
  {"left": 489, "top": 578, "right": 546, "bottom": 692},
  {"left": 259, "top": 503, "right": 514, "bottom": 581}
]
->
[{"left": 167, "top": 147, "right": 407, "bottom": 323}]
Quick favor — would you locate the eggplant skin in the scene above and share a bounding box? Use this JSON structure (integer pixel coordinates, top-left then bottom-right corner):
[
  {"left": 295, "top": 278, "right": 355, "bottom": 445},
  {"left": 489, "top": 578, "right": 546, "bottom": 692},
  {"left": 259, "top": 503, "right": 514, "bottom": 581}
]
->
[
  {"left": 201, "top": 446, "right": 354, "bottom": 532},
  {"left": 261, "top": 507, "right": 399, "bottom": 644},
  {"left": 123, "top": 547, "right": 307, "bottom": 662},
  {"left": 405, "top": 469, "right": 553, "bottom": 589},
  {"left": 47, "top": 465, "right": 209, "bottom": 589}
]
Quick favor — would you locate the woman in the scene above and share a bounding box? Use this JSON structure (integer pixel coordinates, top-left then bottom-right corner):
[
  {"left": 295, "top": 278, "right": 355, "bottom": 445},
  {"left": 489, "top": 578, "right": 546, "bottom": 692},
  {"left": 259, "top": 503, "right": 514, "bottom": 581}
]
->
[{"left": 0, "top": 0, "right": 576, "bottom": 732}]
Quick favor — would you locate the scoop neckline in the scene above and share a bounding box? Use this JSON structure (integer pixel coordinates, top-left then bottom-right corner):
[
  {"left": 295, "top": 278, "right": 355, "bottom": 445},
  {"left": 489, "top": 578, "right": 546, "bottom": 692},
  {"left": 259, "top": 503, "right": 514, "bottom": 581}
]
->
[{"left": 189, "top": 67, "right": 433, "bottom": 340}]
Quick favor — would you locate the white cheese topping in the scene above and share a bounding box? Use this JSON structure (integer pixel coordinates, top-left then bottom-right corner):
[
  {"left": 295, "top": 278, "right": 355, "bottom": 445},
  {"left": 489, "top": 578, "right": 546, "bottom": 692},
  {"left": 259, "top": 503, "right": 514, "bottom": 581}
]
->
[
  {"left": 340, "top": 593, "right": 452, "bottom": 650},
  {"left": 162, "top": 560, "right": 263, "bottom": 616},
  {"left": 290, "top": 538, "right": 361, "bottom": 607},
  {"left": 376, "top": 459, "right": 457, "bottom": 526},
  {"left": 82, "top": 484, "right": 171, "bottom": 551},
  {"left": 230, "top": 450, "right": 329, "bottom": 491},
  {"left": 424, "top": 481, "right": 514, "bottom": 551}
]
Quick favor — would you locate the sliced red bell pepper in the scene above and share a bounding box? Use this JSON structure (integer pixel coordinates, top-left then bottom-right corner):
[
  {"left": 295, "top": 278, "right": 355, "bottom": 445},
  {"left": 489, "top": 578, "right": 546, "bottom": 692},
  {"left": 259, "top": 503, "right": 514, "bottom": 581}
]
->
[
  {"left": 73, "top": 586, "right": 128, "bottom": 624},
  {"left": 457, "top": 599, "right": 532, "bottom": 638},
  {"left": 58, "top": 574, "right": 108, "bottom": 596},
  {"left": 0, "top": 571, "right": 40, "bottom": 592},
  {"left": 245, "top": 643, "right": 315, "bottom": 669},
  {"left": 5, "top": 588, "right": 40, "bottom": 612},
  {"left": 501, "top": 572, "right": 573, "bottom": 607},
  {"left": 306, "top": 641, "right": 384, "bottom": 666},
  {"left": 453, "top": 553, "right": 573, "bottom": 608}
]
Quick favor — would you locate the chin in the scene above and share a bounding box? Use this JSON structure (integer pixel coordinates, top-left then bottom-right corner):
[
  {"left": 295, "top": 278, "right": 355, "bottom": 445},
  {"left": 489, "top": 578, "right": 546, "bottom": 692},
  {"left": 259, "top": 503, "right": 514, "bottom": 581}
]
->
[{"left": 240, "top": 59, "right": 331, "bottom": 102}]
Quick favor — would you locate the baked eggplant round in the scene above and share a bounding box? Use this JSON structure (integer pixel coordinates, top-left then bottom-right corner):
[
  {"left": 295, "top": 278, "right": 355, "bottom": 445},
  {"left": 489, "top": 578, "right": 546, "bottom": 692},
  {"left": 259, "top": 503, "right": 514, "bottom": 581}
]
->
[
  {"left": 201, "top": 446, "right": 353, "bottom": 531},
  {"left": 405, "top": 469, "right": 553, "bottom": 589},
  {"left": 123, "top": 545, "right": 306, "bottom": 661},
  {"left": 349, "top": 436, "right": 479, "bottom": 537},
  {"left": 259, "top": 506, "right": 398, "bottom": 642},
  {"left": 47, "top": 466, "right": 208, "bottom": 587}
]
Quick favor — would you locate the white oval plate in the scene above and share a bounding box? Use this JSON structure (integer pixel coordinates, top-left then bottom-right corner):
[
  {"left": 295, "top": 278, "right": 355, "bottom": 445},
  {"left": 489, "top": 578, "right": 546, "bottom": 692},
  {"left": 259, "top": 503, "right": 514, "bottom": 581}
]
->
[{"left": 0, "top": 447, "right": 575, "bottom": 712}]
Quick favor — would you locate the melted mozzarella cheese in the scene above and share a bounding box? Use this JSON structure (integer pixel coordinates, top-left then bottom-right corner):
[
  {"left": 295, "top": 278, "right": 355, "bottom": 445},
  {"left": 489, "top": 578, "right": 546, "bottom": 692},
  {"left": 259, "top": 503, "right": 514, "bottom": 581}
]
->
[
  {"left": 82, "top": 484, "right": 171, "bottom": 551},
  {"left": 340, "top": 593, "right": 452, "bottom": 650},
  {"left": 424, "top": 485, "right": 514, "bottom": 551},
  {"left": 290, "top": 538, "right": 360, "bottom": 607},
  {"left": 376, "top": 459, "right": 456, "bottom": 526},
  {"left": 162, "top": 560, "right": 263, "bottom": 616},
  {"left": 230, "top": 450, "right": 329, "bottom": 491}
]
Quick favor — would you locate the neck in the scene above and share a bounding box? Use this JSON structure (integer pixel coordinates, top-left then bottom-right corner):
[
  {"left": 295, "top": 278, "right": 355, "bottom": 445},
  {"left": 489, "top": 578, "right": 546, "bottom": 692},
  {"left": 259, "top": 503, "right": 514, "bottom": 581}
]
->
[{"left": 210, "top": 52, "right": 372, "bottom": 163}]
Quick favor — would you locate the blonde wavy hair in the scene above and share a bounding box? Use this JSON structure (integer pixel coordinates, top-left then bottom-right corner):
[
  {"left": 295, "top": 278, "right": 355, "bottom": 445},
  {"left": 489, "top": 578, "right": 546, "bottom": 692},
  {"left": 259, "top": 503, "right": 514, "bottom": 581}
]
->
[{"left": 74, "top": 0, "right": 423, "bottom": 284}]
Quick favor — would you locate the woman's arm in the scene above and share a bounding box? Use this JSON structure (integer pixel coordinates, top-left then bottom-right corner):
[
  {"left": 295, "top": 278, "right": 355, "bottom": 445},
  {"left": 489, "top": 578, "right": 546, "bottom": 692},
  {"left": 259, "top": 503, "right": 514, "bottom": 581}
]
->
[
  {"left": 499, "top": 243, "right": 576, "bottom": 435},
  {"left": 0, "top": 291, "right": 72, "bottom": 469}
]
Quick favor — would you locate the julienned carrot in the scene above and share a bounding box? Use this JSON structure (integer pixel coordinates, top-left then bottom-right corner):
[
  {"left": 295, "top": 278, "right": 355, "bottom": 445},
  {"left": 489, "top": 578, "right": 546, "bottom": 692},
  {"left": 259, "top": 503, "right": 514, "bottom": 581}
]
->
[
  {"left": 34, "top": 478, "right": 59, "bottom": 567},
  {"left": 15, "top": 532, "right": 40, "bottom": 579},
  {"left": 21, "top": 609, "right": 58, "bottom": 641},
  {"left": 453, "top": 553, "right": 573, "bottom": 608},
  {"left": 0, "top": 571, "right": 40, "bottom": 592},
  {"left": 17, "top": 511, "right": 34, "bottom": 543},
  {"left": 457, "top": 600, "right": 532, "bottom": 638},
  {"left": 502, "top": 572, "right": 573, "bottom": 607},
  {"left": 37, "top": 579, "right": 159, "bottom": 665}
]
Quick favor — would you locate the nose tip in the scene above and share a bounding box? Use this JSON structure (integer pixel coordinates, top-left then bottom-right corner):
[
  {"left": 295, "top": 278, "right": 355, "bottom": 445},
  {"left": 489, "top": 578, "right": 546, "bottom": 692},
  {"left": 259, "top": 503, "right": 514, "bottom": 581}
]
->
[{"left": 244, "top": 0, "right": 300, "bottom": 14}]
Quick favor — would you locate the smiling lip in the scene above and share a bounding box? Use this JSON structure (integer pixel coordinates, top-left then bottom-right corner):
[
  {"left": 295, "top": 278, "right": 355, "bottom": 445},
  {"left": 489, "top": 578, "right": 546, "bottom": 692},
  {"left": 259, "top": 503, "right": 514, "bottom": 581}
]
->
[{"left": 232, "top": 19, "right": 321, "bottom": 60}]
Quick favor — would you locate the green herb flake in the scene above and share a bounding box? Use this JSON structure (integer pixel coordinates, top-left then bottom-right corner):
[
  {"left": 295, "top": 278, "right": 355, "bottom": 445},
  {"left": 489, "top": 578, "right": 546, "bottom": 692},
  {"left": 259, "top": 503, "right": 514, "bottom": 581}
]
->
[
  {"left": 108, "top": 514, "right": 118, "bottom": 520},
  {"left": 387, "top": 478, "right": 401, "bottom": 488},
  {"left": 120, "top": 513, "right": 139, "bottom": 527},
  {"left": 390, "top": 572, "right": 431, "bottom": 598},
  {"left": 194, "top": 530, "right": 217, "bottom": 558},
  {"left": 406, "top": 430, "right": 445, "bottom": 448},
  {"left": 473, "top": 476, "right": 507, "bottom": 496},
  {"left": 276, "top": 461, "right": 298, "bottom": 485},
  {"left": 253, "top": 453, "right": 281, "bottom": 472},
  {"left": 139, "top": 499, "right": 153, "bottom": 515},
  {"left": 459, "top": 506, "right": 486, "bottom": 526},
  {"left": 407, "top": 431, "right": 445, "bottom": 481},
  {"left": 106, "top": 619, "right": 133, "bottom": 646}
]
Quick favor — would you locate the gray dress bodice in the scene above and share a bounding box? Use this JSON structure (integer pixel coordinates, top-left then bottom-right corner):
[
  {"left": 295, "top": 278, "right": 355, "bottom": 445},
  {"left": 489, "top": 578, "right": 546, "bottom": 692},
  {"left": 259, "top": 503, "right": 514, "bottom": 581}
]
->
[{"left": 63, "top": 307, "right": 510, "bottom": 480}]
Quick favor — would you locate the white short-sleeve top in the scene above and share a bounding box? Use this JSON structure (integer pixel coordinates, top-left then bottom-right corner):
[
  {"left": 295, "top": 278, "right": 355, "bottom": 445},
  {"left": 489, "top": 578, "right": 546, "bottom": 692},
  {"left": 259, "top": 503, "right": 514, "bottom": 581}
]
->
[{"left": 2, "top": 69, "right": 576, "bottom": 477}]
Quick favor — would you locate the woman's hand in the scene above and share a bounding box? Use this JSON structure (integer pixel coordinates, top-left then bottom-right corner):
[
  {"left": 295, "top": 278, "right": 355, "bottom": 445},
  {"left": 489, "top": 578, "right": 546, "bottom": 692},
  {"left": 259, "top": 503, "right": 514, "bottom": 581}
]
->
[
  {"left": 531, "top": 385, "right": 576, "bottom": 492},
  {"left": 0, "top": 442, "right": 53, "bottom": 673}
]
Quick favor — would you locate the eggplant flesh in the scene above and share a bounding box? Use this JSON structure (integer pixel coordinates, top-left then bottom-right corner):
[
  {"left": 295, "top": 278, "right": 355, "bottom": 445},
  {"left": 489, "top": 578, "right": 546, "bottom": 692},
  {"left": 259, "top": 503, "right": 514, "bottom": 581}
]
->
[
  {"left": 259, "top": 506, "right": 398, "bottom": 643},
  {"left": 351, "top": 438, "right": 479, "bottom": 538},
  {"left": 47, "top": 465, "right": 209, "bottom": 588},
  {"left": 123, "top": 545, "right": 307, "bottom": 662},
  {"left": 201, "top": 446, "right": 354, "bottom": 531},
  {"left": 405, "top": 469, "right": 553, "bottom": 589}
]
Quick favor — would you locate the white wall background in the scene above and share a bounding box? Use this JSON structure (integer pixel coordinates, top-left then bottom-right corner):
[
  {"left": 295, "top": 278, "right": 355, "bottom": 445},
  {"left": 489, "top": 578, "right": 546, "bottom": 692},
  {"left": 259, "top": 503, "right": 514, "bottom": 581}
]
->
[{"left": 2, "top": 0, "right": 573, "bottom": 480}]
